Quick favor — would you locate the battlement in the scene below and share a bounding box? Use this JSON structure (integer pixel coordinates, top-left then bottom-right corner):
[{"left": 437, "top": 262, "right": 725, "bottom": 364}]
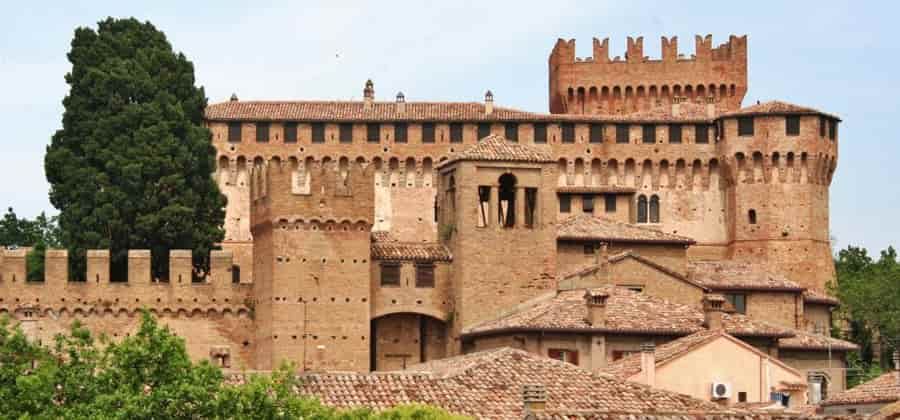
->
[{"left": 548, "top": 34, "right": 748, "bottom": 115}]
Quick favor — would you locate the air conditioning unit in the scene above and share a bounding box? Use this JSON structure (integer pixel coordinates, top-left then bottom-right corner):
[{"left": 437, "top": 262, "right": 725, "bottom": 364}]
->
[{"left": 711, "top": 382, "right": 731, "bottom": 399}]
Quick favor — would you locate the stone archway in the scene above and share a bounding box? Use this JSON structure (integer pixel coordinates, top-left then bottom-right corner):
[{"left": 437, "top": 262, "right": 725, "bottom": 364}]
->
[{"left": 370, "top": 312, "right": 448, "bottom": 371}]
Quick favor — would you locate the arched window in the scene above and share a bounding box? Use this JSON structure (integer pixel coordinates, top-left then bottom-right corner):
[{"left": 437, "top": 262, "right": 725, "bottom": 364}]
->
[
  {"left": 649, "top": 195, "right": 660, "bottom": 223},
  {"left": 231, "top": 265, "right": 241, "bottom": 284},
  {"left": 637, "top": 195, "right": 648, "bottom": 223},
  {"left": 498, "top": 173, "right": 517, "bottom": 227},
  {"left": 748, "top": 209, "right": 757, "bottom": 225}
]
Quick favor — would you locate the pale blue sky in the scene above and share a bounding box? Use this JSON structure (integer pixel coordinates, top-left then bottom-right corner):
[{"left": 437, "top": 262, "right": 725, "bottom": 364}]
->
[{"left": 0, "top": 0, "right": 896, "bottom": 253}]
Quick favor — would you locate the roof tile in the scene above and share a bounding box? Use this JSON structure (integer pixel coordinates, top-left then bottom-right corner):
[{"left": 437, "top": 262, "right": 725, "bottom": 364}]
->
[
  {"left": 436, "top": 134, "right": 555, "bottom": 167},
  {"left": 689, "top": 260, "right": 804, "bottom": 291},
  {"left": 822, "top": 371, "right": 900, "bottom": 406},
  {"left": 558, "top": 215, "right": 695, "bottom": 245},
  {"left": 720, "top": 100, "right": 841, "bottom": 121}
]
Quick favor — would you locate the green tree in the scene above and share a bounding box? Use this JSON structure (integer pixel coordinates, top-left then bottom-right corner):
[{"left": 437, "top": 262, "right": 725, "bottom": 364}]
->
[
  {"left": 0, "top": 207, "right": 61, "bottom": 248},
  {"left": 44, "top": 17, "right": 226, "bottom": 281}
]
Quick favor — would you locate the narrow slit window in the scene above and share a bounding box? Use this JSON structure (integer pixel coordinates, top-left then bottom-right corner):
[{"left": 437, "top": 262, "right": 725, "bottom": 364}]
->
[
  {"left": 748, "top": 209, "right": 757, "bottom": 224},
  {"left": 637, "top": 195, "right": 648, "bottom": 223},
  {"left": 525, "top": 188, "right": 537, "bottom": 228},
  {"left": 534, "top": 123, "right": 548, "bottom": 143},
  {"left": 498, "top": 174, "right": 517, "bottom": 227},
  {"left": 649, "top": 195, "right": 660, "bottom": 223},
  {"left": 478, "top": 186, "right": 490, "bottom": 227}
]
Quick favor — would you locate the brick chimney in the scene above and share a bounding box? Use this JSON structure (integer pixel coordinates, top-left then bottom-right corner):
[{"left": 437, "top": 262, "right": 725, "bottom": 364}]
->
[
  {"left": 484, "top": 90, "right": 494, "bottom": 115},
  {"left": 396, "top": 91, "right": 406, "bottom": 114},
  {"left": 703, "top": 294, "right": 726, "bottom": 330},
  {"left": 363, "top": 79, "right": 375, "bottom": 110},
  {"left": 522, "top": 384, "right": 547, "bottom": 413},
  {"left": 640, "top": 342, "right": 656, "bottom": 387},
  {"left": 584, "top": 290, "right": 609, "bottom": 326}
]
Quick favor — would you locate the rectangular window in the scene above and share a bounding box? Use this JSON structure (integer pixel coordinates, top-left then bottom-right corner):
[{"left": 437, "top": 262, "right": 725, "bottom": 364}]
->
[
  {"left": 621, "top": 285, "right": 644, "bottom": 293},
  {"left": 311, "top": 123, "right": 325, "bottom": 143},
  {"left": 525, "top": 188, "right": 537, "bottom": 228},
  {"left": 559, "top": 195, "right": 571, "bottom": 213},
  {"left": 533, "top": 123, "right": 548, "bottom": 143},
  {"left": 561, "top": 123, "right": 575, "bottom": 143},
  {"left": 611, "top": 350, "right": 637, "bottom": 361},
  {"left": 724, "top": 293, "right": 747, "bottom": 314},
  {"left": 367, "top": 123, "right": 381, "bottom": 143},
  {"left": 583, "top": 244, "right": 595, "bottom": 255},
  {"left": 339, "top": 123, "right": 353, "bottom": 143},
  {"left": 828, "top": 120, "right": 837, "bottom": 140},
  {"left": 738, "top": 116, "right": 754, "bottom": 136},
  {"left": 786, "top": 116, "right": 800, "bottom": 136},
  {"left": 283, "top": 122, "right": 297, "bottom": 143},
  {"left": 394, "top": 123, "right": 408, "bottom": 143},
  {"left": 616, "top": 124, "right": 629, "bottom": 143},
  {"left": 589, "top": 124, "right": 603, "bottom": 143},
  {"left": 695, "top": 124, "right": 709, "bottom": 144},
  {"left": 477, "top": 123, "right": 491, "bottom": 140},
  {"left": 422, "top": 122, "right": 435, "bottom": 143},
  {"left": 548, "top": 348, "right": 578, "bottom": 365},
  {"left": 642, "top": 124, "right": 656, "bottom": 144},
  {"left": 604, "top": 194, "right": 616, "bottom": 213},
  {"left": 450, "top": 123, "right": 463, "bottom": 143},
  {"left": 380, "top": 264, "right": 401, "bottom": 287},
  {"left": 228, "top": 122, "right": 242, "bottom": 143},
  {"left": 256, "top": 122, "right": 270, "bottom": 143},
  {"left": 582, "top": 195, "right": 594, "bottom": 214},
  {"left": 415, "top": 264, "right": 435, "bottom": 288},
  {"left": 477, "top": 186, "right": 491, "bottom": 227},
  {"left": 819, "top": 116, "right": 827, "bottom": 137},
  {"left": 669, "top": 124, "right": 682, "bottom": 144},
  {"left": 505, "top": 122, "right": 519, "bottom": 142},
  {"left": 738, "top": 392, "right": 748, "bottom": 403}
]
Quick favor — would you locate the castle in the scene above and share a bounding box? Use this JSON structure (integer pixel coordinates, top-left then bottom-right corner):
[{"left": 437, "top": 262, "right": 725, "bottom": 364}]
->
[{"left": 0, "top": 35, "right": 852, "bottom": 404}]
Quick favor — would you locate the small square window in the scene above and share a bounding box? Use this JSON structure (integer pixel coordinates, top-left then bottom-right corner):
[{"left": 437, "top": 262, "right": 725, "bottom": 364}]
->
[
  {"left": 228, "top": 122, "right": 242, "bottom": 143},
  {"left": 561, "top": 123, "right": 575, "bottom": 143},
  {"left": 534, "top": 123, "right": 548, "bottom": 143},
  {"left": 311, "top": 123, "right": 325, "bottom": 143},
  {"left": 724, "top": 293, "right": 747, "bottom": 314},
  {"left": 449, "top": 123, "right": 463, "bottom": 143},
  {"left": 669, "top": 124, "right": 682, "bottom": 143},
  {"left": 415, "top": 264, "right": 435, "bottom": 288},
  {"left": 380, "top": 264, "right": 401, "bottom": 287},
  {"left": 256, "top": 122, "right": 270, "bottom": 143},
  {"left": 589, "top": 124, "right": 603, "bottom": 143},
  {"left": 604, "top": 194, "right": 616, "bottom": 213},
  {"left": 422, "top": 122, "right": 435, "bottom": 143},
  {"left": 367, "top": 123, "right": 381, "bottom": 143},
  {"left": 786, "top": 116, "right": 800, "bottom": 136},
  {"left": 559, "top": 195, "right": 571, "bottom": 213},
  {"left": 738, "top": 392, "right": 748, "bottom": 403},
  {"left": 283, "top": 122, "right": 297, "bottom": 143},
  {"left": 616, "top": 124, "right": 629, "bottom": 143},
  {"left": 738, "top": 117, "right": 754, "bottom": 136}
]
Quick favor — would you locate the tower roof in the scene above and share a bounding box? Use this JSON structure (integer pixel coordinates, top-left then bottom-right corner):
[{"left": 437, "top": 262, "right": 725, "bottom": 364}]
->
[
  {"left": 720, "top": 100, "right": 841, "bottom": 121},
  {"left": 435, "top": 134, "right": 554, "bottom": 168}
]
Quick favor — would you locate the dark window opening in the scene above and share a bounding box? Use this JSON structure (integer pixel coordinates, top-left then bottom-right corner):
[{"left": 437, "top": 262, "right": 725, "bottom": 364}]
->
[
  {"left": 669, "top": 124, "right": 682, "bottom": 144},
  {"left": 450, "top": 123, "right": 463, "bottom": 143},
  {"left": 642, "top": 124, "right": 656, "bottom": 144},
  {"left": 819, "top": 116, "right": 826, "bottom": 137},
  {"left": 283, "top": 122, "right": 297, "bottom": 143},
  {"left": 559, "top": 195, "right": 571, "bottom": 213},
  {"left": 589, "top": 124, "right": 603, "bottom": 143},
  {"left": 534, "top": 123, "right": 548, "bottom": 143},
  {"left": 583, "top": 244, "right": 595, "bottom": 255},
  {"left": 477, "top": 123, "right": 491, "bottom": 140},
  {"left": 231, "top": 265, "right": 241, "bottom": 284},
  {"left": 649, "top": 195, "right": 660, "bottom": 223},
  {"left": 561, "top": 123, "right": 575, "bottom": 143},
  {"left": 312, "top": 123, "right": 325, "bottom": 143},
  {"left": 828, "top": 120, "right": 837, "bottom": 140},
  {"left": 738, "top": 392, "right": 748, "bottom": 403},
  {"left": 498, "top": 173, "right": 517, "bottom": 227},
  {"left": 394, "top": 123, "right": 408, "bottom": 143},
  {"left": 582, "top": 195, "right": 594, "bottom": 214},
  {"left": 339, "top": 123, "right": 353, "bottom": 143},
  {"left": 786, "top": 116, "right": 800, "bottom": 136},
  {"left": 637, "top": 195, "right": 648, "bottom": 223},
  {"left": 738, "top": 117, "right": 754, "bottom": 136},
  {"left": 695, "top": 124, "right": 709, "bottom": 144},
  {"left": 415, "top": 264, "right": 435, "bottom": 288},
  {"left": 367, "top": 123, "right": 381, "bottom": 143},
  {"left": 477, "top": 186, "right": 490, "bottom": 227},
  {"left": 748, "top": 209, "right": 757, "bottom": 224},
  {"left": 505, "top": 122, "right": 519, "bottom": 142},
  {"left": 611, "top": 350, "right": 637, "bottom": 361},
  {"left": 380, "top": 264, "right": 401, "bottom": 287},
  {"left": 548, "top": 348, "right": 578, "bottom": 365},
  {"left": 422, "top": 122, "right": 436, "bottom": 143},
  {"left": 604, "top": 194, "right": 616, "bottom": 213},
  {"left": 622, "top": 285, "right": 644, "bottom": 293},
  {"left": 724, "top": 293, "right": 747, "bottom": 314},
  {"left": 616, "top": 124, "right": 629, "bottom": 143},
  {"left": 228, "top": 122, "right": 242, "bottom": 143},
  {"left": 525, "top": 188, "right": 537, "bottom": 228},
  {"left": 256, "top": 122, "right": 270, "bottom": 143}
]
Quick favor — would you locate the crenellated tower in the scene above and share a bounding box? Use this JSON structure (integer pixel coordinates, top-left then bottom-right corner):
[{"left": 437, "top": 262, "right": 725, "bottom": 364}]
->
[{"left": 548, "top": 34, "right": 748, "bottom": 116}]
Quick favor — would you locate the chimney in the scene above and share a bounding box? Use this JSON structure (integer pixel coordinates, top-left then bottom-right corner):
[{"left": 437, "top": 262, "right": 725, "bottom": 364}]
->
[
  {"left": 484, "top": 90, "right": 494, "bottom": 115},
  {"left": 640, "top": 342, "right": 656, "bottom": 387},
  {"left": 522, "top": 384, "right": 547, "bottom": 413},
  {"left": 703, "top": 294, "right": 726, "bottom": 330},
  {"left": 584, "top": 290, "right": 609, "bottom": 326},
  {"left": 396, "top": 91, "right": 406, "bottom": 114},
  {"left": 229, "top": 93, "right": 239, "bottom": 102},
  {"left": 363, "top": 79, "right": 375, "bottom": 110}
]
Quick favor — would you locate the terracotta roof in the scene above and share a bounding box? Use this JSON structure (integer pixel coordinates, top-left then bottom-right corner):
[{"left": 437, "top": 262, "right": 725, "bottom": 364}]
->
[
  {"left": 719, "top": 100, "right": 841, "bottom": 121},
  {"left": 371, "top": 230, "right": 396, "bottom": 243},
  {"left": 462, "top": 285, "right": 793, "bottom": 338},
  {"left": 557, "top": 251, "right": 706, "bottom": 291},
  {"left": 557, "top": 215, "right": 695, "bottom": 245},
  {"left": 689, "top": 260, "right": 804, "bottom": 292},
  {"left": 435, "top": 134, "right": 555, "bottom": 168},
  {"left": 556, "top": 186, "right": 637, "bottom": 194},
  {"left": 778, "top": 329, "right": 859, "bottom": 352},
  {"left": 604, "top": 329, "right": 722, "bottom": 378},
  {"left": 371, "top": 242, "right": 452, "bottom": 262},
  {"left": 803, "top": 289, "right": 840, "bottom": 306},
  {"left": 822, "top": 371, "right": 900, "bottom": 407}
]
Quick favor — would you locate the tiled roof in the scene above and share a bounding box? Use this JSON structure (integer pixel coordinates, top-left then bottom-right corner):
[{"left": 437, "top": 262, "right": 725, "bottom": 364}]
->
[
  {"left": 778, "top": 329, "right": 859, "bottom": 352},
  {"left": 557, "top": 215, "right": 696, "bottom": 245},
  {"left": 462, "top": 285, "right": 793, "bottom": 338},
  {"left": 371, "top": 242, "right": 452, "bottom": 262},
  {"left": 435, "top": 134, "right": 555, "bottom": 168},
  {"left": 803, "top": 289, "right": 840, "bottom": 306},
  {"left": 603, "top": 329, "right": 722, "bottom": 379},
  {"left": 371, "top": 230, "right": 396, "bottom": 243},
  {"left": 719, "top": 100, "right": 841, "bottom": 121},
  {"left": 557, "top": 251, "right": 706, "bottom": 291},
  {"left": 689, "top": 260, "right": 804, "bottom": 292},
  {"left": 556, "top": 186, "right": 637, "bottom": 194},
  {"left": 821, "top": 371, "right": 900, "bottom": 406}
]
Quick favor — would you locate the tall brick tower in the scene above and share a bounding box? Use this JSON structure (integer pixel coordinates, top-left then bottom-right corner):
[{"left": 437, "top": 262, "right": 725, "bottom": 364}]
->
[
  {"left": 717, "top": 102, "right": 839, "bottom": 291},
  {"left": 435, "top": 135, "right": 559, "bottom": 350},
  {"left": 250, "top": 157, "right": 375, "bottom": 371},
  {"left": 548, "top": 35, "right": 747, "bottom": 116}
]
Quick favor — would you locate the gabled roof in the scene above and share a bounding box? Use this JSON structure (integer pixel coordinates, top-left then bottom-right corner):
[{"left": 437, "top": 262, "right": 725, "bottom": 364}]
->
[
  {"left": 462, "top": 285, "right": 793, "bottom": 338},
  {"left": 778, "top": 329, "right": 859, "bottom": 352},
  {"left": 435, "top": 134, "right": 555, "bottom": 168},
  {"left": 370, "top": 230, "right": 452, "bottom": 262},
  {"left": 821, "top": 371, "right": 900, "bottom": 407},
  {"left": 689, "top": 260, "right": 804, "bottom": 292},
  {"left": 557, "top": 215, "right": 696, "bottom": 245},
  {"left": 719, "top": 100, "right": 841, "bottom": 121},
  {"left": 557, "top": 250, "right": 706, "bottom": 291}
]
